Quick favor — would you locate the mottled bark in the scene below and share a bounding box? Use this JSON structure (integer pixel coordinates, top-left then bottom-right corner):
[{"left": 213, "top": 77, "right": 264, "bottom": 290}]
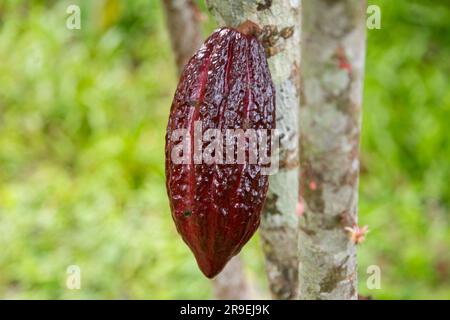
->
[
  {"left": 161, "top": 0, "right": 203, "bottom": 72},
  {"left": 206, "top": 0, "right": 301, "bottom": 300},
  {"left": 298, "top": 0, "right": 367, "bottom": 300},
  {"left": 162, "top": 0, "right": 253, "bottom": 299}
]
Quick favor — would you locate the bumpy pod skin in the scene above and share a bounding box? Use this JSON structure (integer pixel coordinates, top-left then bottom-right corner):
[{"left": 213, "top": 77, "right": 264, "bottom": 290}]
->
[{"left": 165, "top": 27, "right": 275, "bottom": 278}]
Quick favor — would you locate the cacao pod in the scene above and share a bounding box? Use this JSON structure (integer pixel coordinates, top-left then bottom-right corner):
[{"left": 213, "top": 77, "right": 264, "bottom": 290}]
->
[{"left": 165, "top": 22, "right": 275, "bottom": 278}]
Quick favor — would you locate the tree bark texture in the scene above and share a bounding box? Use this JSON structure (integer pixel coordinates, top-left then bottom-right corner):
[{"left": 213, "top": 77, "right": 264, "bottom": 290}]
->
[
  {"left": 206, "top": 0, "right": 301, "bottom": 300},
  {"left": 161, "top": 0, "right": 203, "bottom": 72},
  {"left": 298, "top": 0, "right": 367, "bottom": 300},
  {"left": 162, "top": 0, "right": 255, "bottom": 300}
]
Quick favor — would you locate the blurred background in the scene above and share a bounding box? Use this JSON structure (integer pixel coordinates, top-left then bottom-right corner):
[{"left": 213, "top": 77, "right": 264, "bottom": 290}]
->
[{"left": 0, "top": 0, "right": 449, "bottom": 299}]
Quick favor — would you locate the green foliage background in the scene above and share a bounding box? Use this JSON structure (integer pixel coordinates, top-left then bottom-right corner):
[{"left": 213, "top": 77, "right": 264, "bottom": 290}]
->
[{"left": 0, "top": 0, "right": 449, "bottom": 299}]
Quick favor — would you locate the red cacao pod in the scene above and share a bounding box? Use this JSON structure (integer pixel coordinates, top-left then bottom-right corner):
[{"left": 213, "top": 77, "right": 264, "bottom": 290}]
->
[{"left": 165, "top": 22, "right": 275, "bottom": 278}]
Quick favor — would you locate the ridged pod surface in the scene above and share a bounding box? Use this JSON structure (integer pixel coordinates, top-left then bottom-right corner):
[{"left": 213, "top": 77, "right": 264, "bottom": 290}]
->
[{"left": 165, "top": 24, "right": 275, "bottom": 278}]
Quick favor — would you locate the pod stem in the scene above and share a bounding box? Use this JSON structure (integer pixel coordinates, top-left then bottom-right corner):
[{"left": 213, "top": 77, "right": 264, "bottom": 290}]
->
[{"left": 236, "top": 20, "right": 262, "bottom": 37}]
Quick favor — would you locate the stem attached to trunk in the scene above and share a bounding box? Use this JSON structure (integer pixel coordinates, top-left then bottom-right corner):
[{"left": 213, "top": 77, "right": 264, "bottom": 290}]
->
[
  {"left": 298, "top": 0, "right": 367, "bottom": 300},
  {"left": 206, "top": 0, "right": 301, "bottom": 300}
]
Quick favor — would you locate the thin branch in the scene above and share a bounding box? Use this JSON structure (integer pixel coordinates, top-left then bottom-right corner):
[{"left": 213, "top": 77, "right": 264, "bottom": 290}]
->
[{"left": 161, "top": 0, "right": 203, "bottom": 73}]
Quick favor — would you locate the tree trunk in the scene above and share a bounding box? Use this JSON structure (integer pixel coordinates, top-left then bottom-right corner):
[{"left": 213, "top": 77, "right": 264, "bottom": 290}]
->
[
  {"left": 161, "top": 0, "right": 203, "bottom": 72},
  {"left": 298, "top": 0, "right": 367, "bottom": 300},
  {"left": 212, "top": 256, "right": 255, "bottom": 299},
  {"left": 206, "top": 0, "right": 301, "bottom": 300},
  {"left": 162, "top": 0, "right": 254, "bottom": 300}
]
